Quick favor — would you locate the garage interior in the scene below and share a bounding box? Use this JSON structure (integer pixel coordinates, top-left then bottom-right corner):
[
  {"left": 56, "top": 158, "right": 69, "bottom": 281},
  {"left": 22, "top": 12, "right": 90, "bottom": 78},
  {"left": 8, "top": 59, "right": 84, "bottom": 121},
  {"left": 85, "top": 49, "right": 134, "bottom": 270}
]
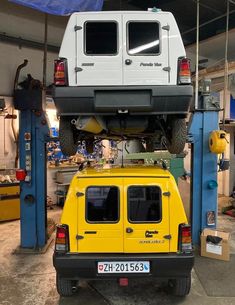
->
[{"left": 1, "top": 0, "right": 235, "bottom": 304}]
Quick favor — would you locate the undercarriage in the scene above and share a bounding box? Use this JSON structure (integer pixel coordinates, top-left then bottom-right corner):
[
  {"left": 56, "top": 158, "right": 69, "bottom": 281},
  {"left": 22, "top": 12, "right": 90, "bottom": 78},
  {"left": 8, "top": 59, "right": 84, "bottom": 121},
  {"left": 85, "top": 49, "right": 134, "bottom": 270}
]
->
[{"left": 59, "top": 114, "right": 187, "bottom": 156}]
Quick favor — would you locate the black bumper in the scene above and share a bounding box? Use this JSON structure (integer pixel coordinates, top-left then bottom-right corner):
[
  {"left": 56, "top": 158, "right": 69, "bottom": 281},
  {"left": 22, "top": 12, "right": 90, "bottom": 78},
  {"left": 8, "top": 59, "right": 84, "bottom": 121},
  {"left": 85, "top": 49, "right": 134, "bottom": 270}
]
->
[
  {"left": 53, "top": 85, "right": 193, "bottom": 116},
  {"left": 53, "top": 253, "right": 194, "bottom": 280}
]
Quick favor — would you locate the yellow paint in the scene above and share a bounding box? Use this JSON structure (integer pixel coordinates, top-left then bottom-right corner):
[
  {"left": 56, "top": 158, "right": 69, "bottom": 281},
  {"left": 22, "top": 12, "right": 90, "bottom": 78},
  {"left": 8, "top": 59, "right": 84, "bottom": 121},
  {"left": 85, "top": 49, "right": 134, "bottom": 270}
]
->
[
  {"left": 78, "top": 116, "right": 103, "bottom": 134},
  {"left": 0, "top": 185, "right": 20, "bottom": 221},
  {"left": 209, "top": 130, "right": 227, "bottom": 154},
  {"left": 60, "top": 165, "right": 188, "bottom": 254}
]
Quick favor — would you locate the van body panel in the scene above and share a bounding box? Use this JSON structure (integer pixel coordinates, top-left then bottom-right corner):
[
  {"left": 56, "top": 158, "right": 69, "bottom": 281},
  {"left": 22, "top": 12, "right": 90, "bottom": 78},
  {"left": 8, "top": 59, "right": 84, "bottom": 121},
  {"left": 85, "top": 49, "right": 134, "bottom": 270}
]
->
[
  {"left": 76, "top": 178, "right": 124, "bottom": 253},
  {"left": 75, "top": 14, "right": 123, "bottom": 86},
  {"left": 60, "top": 177, "right": 79, "bottom": 252},
  {"left": 55, "top": 166, "right": 194, "bottom": 285},
  {"left": 59, "top": 13, "right": 77, "bottom": 86},
  {"left": 59, "top": 11, "right": 186, "bottom": 87},
  {"left": 123, "top": 178, "right": 169, "bottom": 253},
  {"left": 122, "top": 14, "right": 169, "bottom": 85},
  {"left": 168, "top": 179, "right": 188, "bottom": 252}
]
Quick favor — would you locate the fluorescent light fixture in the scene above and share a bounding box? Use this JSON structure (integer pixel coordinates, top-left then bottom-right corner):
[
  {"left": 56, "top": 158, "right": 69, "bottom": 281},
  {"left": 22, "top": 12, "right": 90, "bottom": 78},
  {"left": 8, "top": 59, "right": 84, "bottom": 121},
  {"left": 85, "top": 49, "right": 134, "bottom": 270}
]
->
[{"left": 129, "top": 40, "right": 159, "bottom": 55}]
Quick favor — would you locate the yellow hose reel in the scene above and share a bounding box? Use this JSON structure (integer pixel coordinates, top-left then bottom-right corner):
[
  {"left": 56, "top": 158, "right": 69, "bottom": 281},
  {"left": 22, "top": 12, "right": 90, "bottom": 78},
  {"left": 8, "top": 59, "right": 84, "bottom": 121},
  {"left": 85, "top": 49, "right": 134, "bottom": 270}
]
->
[{"left": 209, "top": 130, "right": 227, "bottom": 154}]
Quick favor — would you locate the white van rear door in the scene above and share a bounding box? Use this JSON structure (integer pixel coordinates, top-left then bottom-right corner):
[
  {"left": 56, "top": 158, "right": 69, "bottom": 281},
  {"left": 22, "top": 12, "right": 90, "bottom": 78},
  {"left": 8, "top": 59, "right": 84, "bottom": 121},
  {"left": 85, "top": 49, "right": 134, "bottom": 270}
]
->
[
  {"left": 75, "top": 15, "right": 122, "bottom": 86},
  {"left": 122, "top": 14, "right": 170, "bottom": 86}
]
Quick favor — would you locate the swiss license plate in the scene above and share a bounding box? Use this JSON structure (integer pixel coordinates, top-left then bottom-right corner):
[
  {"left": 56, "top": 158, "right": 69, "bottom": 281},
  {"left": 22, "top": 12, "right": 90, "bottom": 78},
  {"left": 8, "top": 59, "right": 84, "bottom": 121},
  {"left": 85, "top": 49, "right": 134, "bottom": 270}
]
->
[{"left": 97, "top": 261, "right": 150, "bottom": 274}]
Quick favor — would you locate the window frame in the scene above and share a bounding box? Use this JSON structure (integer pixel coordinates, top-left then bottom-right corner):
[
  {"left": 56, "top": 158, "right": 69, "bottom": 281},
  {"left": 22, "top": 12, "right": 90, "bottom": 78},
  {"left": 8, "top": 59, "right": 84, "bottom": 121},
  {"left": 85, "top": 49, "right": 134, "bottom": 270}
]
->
[
  {"left": 85, "top": 185, "right": 120, "bottom": 224},
  {"left": 126, "top": 20, "right": 161, "bottom": 56},
  {"left": 127, "top": 185, "right": 162, "bottom": 224},
  {"left": 84, "top": 20, "right": 119, "bottom": 56}
]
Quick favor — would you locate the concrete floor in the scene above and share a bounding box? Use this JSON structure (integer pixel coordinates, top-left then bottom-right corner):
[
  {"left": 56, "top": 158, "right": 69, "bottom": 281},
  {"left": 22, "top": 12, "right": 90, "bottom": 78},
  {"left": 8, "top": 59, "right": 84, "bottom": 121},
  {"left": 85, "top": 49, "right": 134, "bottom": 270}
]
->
[{"left": 1, "top": 207, "right": 235, "bottom": 305}]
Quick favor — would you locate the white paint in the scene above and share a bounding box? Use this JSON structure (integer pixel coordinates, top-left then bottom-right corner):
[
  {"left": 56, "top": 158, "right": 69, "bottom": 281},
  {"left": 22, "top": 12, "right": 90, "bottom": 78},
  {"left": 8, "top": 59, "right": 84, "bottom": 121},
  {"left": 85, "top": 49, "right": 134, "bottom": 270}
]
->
[
  {"left": 60, "top": 11, "right": 186, "bottom": 86},
  {"left": 206, "top": 243, "right": 222, "bottom": 255},
  {"left": 75, "top": 13, "right": 123, "bottom": 86}
]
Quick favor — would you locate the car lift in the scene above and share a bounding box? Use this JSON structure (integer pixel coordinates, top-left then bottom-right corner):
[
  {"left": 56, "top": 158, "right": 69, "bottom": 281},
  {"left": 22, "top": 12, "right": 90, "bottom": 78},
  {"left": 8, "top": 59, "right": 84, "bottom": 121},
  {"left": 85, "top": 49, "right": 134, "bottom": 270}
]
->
[
  {"left": 17, "top": 108, "right": 49, "bottom": 249},
  {"left": 13, "top": 60, "right": 50, "bottom": 249},
  {"left": 15, "top": 79, "right": 224, "bottom": 249},
  {"left": 188, "top": 83, "right": 222, "bottom": 244}
]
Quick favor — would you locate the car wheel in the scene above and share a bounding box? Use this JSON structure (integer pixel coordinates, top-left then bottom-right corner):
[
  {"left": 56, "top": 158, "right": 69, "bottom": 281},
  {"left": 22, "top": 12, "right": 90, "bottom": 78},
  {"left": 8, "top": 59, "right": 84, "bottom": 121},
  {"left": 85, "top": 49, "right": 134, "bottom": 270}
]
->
[
  {"left": 165, "top": 118, "right": 186, "bottom": 154},
  {"left": 59, "top": 117, "right": 78, "bottom": 156},
  {"left": 168, "top": 276, "right": 191, "bottom": 296},
  {"left": 56, "top": 273, "right": 77, "bottom": 297}
]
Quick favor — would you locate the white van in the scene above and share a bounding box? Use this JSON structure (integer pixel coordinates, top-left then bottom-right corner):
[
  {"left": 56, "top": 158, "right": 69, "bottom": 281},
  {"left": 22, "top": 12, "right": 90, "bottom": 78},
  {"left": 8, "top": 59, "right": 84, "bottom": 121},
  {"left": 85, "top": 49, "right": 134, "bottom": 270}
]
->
[{"left": 53, "top": 10, "right": 193, "bottom": 156}]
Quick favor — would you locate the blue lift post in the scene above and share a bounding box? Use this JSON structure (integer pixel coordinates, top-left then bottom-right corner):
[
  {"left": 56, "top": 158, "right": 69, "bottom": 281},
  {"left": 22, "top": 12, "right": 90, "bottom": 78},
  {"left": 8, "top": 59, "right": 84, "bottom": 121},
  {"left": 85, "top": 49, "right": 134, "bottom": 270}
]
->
[
  {"left": 188, "top": 84, "right": 220, "bottom": 244},
  {"left": 19, "top": 109, "right": 49, "bottom": 249}
]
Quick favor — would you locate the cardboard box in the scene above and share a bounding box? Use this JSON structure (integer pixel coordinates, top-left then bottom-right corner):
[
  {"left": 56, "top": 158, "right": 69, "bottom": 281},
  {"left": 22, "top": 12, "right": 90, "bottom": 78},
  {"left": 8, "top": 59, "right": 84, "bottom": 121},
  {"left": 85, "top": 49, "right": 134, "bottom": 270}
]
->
[{"left": 200, "top": 228, "right": 230, "bottom": 261}]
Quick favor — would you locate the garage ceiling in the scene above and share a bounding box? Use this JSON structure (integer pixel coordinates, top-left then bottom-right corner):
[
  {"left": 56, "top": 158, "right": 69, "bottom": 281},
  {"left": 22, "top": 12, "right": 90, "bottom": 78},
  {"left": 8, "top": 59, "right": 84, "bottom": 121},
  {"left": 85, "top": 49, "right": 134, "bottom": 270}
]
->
[{"left": 103, "top": 0, "right": 235, "bottom": 46}]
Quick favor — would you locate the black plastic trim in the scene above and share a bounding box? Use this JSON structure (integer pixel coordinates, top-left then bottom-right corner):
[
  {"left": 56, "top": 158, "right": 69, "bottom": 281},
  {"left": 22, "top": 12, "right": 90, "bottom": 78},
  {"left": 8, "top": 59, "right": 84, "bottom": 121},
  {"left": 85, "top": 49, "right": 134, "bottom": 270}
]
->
[
  {"left": 53, "top": 253, "right": 194, "bottom": 280},
  {"left": 53, "top": 85, "right": 193, "bottom": 116}
]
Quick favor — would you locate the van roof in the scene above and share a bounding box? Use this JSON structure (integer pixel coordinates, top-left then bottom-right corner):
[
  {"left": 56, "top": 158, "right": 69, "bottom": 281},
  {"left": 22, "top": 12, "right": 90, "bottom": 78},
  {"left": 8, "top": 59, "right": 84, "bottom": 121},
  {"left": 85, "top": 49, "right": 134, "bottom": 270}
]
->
[
  {"left": 71, "top": 11, "right": 172, "bottom": 16},
  {"left": 75, "top": 165, "right": 171, "bottom": 178}
]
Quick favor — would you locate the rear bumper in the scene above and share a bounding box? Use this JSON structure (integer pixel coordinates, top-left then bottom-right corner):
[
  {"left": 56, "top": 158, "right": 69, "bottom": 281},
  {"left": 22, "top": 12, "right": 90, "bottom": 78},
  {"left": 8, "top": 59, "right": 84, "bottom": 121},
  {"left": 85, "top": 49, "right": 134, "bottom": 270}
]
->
[
  {"left": 53, "top": 253, "right": 194, "bottom": 280},
  {"left": 53, "top": 85, "right": 193, "bottom": 116}
]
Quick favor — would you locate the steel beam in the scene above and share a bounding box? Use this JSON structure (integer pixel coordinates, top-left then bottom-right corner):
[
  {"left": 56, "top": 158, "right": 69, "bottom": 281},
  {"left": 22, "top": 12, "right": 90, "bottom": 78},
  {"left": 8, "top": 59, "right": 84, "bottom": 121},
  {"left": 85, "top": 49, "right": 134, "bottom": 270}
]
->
[
  {"left": 188, "top": 110, "right": 219, "bottom": 244},
  {"left": 19, "top": 110, "right": 49, "bottom": 248}
]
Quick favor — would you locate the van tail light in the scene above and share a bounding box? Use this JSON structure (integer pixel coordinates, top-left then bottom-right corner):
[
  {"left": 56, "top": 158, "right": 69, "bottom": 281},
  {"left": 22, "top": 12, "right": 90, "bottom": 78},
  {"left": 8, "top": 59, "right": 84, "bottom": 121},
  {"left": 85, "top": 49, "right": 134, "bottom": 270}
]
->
[
  {"left": 179, "top": 224, "right": 193, "bottom": 253},
  {"left": 178, "top": 57, "right": 191, "bottom": 85},
  {"left": 54, "top": 59, "right": 68, "bottom": 86},
  {"left": 55, "top": 225, "right": 69, "bottom": 253}
]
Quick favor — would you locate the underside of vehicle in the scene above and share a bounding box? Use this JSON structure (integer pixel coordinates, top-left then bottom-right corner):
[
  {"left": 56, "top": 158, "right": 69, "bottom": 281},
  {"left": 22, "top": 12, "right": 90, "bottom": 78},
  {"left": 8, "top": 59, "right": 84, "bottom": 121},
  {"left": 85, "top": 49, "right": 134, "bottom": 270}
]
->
[{"left": 59, "top": 114, "right": 187, "bottom": 156}]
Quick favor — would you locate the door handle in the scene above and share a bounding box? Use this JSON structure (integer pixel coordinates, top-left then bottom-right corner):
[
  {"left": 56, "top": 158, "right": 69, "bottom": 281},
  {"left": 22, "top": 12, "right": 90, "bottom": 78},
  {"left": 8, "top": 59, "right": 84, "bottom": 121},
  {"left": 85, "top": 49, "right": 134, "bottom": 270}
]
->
[
  {"left": 84, "top": 231, "right": 97, "bottom": 234},
  {"left": 125, "top": 59, "right": 132, "bottom": 65},
  {"left": 126, "top": 227, "right": 134, "bottom": 233}
]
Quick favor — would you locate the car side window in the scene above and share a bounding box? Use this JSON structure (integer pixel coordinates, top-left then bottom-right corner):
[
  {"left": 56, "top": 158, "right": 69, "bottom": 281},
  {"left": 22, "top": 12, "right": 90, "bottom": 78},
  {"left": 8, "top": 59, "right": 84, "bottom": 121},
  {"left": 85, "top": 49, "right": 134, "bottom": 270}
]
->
[
  {"left": 86, "top": 186, "right": 119, "bottom": 222},
  {"left": 128, "top": 186, "right": 161, "bottom": 222},
  {"left": 127, "top": 22, "right": 160, "bottom": 55},
  {"left": 85, "top": 21, "right": 118, "bottom": 55}
]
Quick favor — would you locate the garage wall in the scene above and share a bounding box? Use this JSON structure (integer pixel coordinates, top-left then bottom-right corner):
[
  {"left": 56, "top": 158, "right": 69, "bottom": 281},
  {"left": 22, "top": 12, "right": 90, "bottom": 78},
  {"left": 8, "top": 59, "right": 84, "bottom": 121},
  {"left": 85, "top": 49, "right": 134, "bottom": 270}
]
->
[
  {"left": 0, "top": 42, "right": 58, "bottom": 95},
  {"left": 0, "top": 97, "right": 18, "bottom": 169},
  {"left": 0, "top": 0, "right": 67, "bottom": 44},
  {"left": 0, "top": 0, "right": 68, "bottom": 95}
]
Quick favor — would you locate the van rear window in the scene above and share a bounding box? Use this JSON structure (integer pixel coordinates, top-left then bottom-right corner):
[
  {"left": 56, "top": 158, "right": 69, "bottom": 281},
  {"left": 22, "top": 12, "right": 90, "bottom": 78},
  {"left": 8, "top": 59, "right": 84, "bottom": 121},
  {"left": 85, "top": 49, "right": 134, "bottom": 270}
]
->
[
  {"left": 128, "top": 22, "right": 160, "bottom": 55},
  {"left": 128, "top": 186, "right": 161, "bottom": 222},
  {"left": 86, "top": 186, "right": 119, "bottom": 222},
  {"left": 85, "top": 22, "right": 118, "bottom": 55}
]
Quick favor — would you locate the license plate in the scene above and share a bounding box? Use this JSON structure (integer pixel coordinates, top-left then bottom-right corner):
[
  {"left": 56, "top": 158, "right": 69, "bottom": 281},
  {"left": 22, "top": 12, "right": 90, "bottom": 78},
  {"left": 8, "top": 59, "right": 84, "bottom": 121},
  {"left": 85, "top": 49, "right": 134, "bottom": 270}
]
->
[{"left": 97, "top": 261, "right": 150, "bottom": 274}]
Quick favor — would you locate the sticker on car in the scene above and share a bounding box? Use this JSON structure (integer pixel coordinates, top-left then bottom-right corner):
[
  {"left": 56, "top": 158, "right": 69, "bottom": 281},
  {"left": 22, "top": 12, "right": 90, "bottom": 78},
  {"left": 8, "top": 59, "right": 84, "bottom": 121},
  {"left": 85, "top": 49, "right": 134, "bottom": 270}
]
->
[{"left": 97, "top": 261, "right": 150, "bottom": 274}]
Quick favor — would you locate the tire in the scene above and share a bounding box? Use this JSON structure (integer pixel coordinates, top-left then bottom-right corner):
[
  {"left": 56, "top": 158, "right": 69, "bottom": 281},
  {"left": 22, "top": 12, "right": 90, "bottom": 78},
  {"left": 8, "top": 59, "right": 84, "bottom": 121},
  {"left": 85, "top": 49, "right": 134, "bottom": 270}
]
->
[
  {"left": 168, "top": 276, "right": 191, "bottom": 296},
  {"left": 59, "top": 117, "right": 78, "bottom": 156},
  {"left": 166, "top": 118, "right": 186, "bottom": 154},
  {"left": 56, "top": 273, "right": 75, "bottom": 297}
]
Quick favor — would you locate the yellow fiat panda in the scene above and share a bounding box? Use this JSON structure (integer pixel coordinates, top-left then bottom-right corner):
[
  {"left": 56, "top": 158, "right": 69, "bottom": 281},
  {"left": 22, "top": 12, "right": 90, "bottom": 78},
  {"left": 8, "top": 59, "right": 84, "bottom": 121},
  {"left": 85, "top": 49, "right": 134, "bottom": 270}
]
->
[{"left": 53, "top": 165, "right": 194, "bottom": 297}]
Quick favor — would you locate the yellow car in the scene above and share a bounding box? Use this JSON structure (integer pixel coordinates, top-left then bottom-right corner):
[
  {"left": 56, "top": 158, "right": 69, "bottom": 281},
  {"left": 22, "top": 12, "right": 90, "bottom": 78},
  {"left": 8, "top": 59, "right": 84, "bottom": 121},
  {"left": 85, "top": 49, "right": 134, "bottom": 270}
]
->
[{"left": 53, "top": 165, "right": 194, "bottom": 296}]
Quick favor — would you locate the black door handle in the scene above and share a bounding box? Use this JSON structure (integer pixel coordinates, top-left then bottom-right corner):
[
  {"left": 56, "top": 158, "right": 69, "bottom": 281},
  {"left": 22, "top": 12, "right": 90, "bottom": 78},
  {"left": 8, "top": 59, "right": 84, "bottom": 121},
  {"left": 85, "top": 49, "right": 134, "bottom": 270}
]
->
[
  {"left": 125, "top": 59, "right": 132, "bottom": 65},
  {"left": 126, "top": 227, "right": 134, "bottom": 233}
]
